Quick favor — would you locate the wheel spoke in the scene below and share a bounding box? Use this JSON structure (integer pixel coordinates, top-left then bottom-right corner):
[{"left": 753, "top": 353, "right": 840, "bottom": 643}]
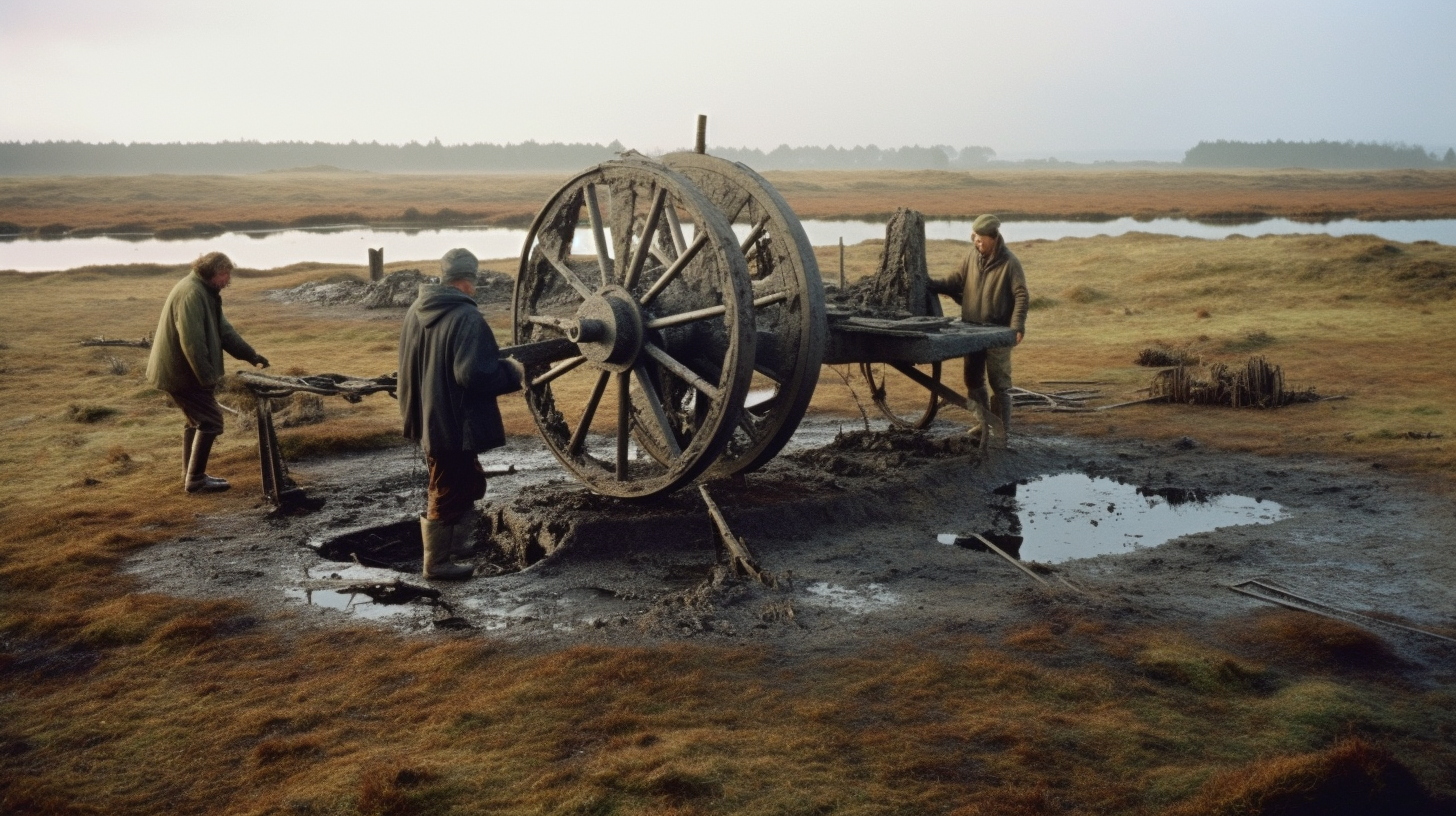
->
[
  {"left": 543, "top": 254, "right": 593, "bottom": 299},
  {"left": 753, "top": 290, "right": 789, "bottom": 308},
  {"left": 633, "top": 362, "right": 682, "bottom": 458},
  {"left": 738, "top": 215, "right": 769, "bottom": 255},
  {"left": 568, "top": 369, "right": 611, "bottom": 456},
  {"left": 643, "top": 343, "right": 721, "bottom": 401},
  {"left": 615, "top": 372, "right": 630, "bottom": 479},
  {"left": 530, "top": 355, "right": 586, "bottom": 389},
  {"left": 645, "top": 303, "right": 726, "bottom": 331},
  {"left": 584, "top": 183, "right": 612, "bottom": 286},
  {"left": 624, "top": 188, "right": 666, "bottom": 291},
  {"left": 639, "top": 233, "right": 708, "bottom": 308},
  {"left": 664, "top": 205, "right": 687, "bottom": 255}
]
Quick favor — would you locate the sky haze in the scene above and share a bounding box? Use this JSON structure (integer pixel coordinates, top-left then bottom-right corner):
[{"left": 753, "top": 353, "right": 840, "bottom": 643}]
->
[{"left": 1, "top": 0, "right": 1452, "bottom": 160}]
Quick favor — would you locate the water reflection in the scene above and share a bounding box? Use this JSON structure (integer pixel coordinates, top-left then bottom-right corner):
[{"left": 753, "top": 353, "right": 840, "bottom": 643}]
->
[
  {"left": 940, "top": 472, "right": 1286, "bottom": 563},
  {"left": 3, "top": 217, "right": 1453, "bottom": 273}
]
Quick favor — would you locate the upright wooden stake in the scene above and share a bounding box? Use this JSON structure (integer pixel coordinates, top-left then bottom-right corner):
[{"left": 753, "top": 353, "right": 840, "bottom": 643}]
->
[
  {"left": 695, "top": 115, "right": 707, "bottom": 154},
  {"left": 368, "top": 247, "right": 384, "bottom": 281},
  {"left": 838, "top": 237, "right": 845, "bottom": 288}
]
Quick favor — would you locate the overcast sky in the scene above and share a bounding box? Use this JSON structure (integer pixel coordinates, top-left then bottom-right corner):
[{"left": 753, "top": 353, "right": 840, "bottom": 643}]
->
[{"left": 1, "top": 0, "right": 1452, "bottom": 160}]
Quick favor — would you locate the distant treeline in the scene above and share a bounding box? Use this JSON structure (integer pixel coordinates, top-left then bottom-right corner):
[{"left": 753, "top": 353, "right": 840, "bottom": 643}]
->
[
  {"left": 710, "top": 144, "right": 996, "bottom": 170},
  {"left": 1184, "top": 140, "right": 1456, "bottom": 169},
  {"left": 0, "top": 140, "right": 998, "bottom": 175},
  {"left": 0, "top": 139, "right": 626, "bottom": 175}
]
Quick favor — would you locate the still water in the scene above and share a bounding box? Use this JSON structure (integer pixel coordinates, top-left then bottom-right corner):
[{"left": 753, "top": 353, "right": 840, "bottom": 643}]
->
[
  {"left": 3, "top": 217, "right": 1453, "bottom": 273},
  {"left": 939, "top": 472, "right": 1287, "bottom": 564}
]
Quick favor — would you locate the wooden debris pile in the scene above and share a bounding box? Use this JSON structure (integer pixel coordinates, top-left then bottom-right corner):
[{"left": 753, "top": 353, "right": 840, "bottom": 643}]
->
[{"left": 1150, "top": 356, "right": 1323, "bottom": 408}]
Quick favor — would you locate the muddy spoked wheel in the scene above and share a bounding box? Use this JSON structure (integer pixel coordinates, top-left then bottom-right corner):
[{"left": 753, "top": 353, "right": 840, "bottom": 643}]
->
[
  {"left": 859, "top": 361, "right": 942, "bottom": 430},
  {"left": 515, "top": 158, "right": 755, "bottom": 498},
  {"left": 661, "top": 152, "right": 827, "bottom": 478}
]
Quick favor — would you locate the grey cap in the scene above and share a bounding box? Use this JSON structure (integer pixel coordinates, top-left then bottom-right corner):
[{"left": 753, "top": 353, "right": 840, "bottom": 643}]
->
[
  {"left": 972, "top": 214, "right": 1002, "bottom": 237},
  {"left": 439, "top": 247, "right": 479, "bottom": 283}
]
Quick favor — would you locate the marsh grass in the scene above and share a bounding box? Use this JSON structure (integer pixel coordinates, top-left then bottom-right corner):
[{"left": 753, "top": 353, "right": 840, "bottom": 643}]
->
[
  {"left": 2, "top": 231, "right": 1456, "bottom": 813},
  {"left": 4, "top": 168, "right": 1456, "bottom": 237}
]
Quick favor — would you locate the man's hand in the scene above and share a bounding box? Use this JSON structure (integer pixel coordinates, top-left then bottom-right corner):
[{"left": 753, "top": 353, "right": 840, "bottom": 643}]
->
[
  {"left": 504, "top": 357, "right": 526, "bottom": 382},
  {"left": 253, "top": 354, "right": 270, "bottom": 369}
]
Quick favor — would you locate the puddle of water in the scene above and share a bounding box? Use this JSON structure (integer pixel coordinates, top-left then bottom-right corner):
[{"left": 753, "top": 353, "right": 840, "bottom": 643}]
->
[
  {"left": 943, "top": 472, "right": 1287, "bottom": 563},
  {"left": 284, "top": 587, "right": 416, "bottom": 619},
  {"left": 801, "top": 582, "right": 901, "bottom": 614}
]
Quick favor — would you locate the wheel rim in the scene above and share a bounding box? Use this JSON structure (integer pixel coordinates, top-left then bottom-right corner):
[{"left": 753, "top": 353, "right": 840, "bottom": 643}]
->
[
  {"left": 661, "top": 152, "right": 827, "bottom": 478},
  {"left": 515, "top": 158, "right": 755, "bottom": 498},
  {"left": 860, "top": 361, "right": 942, "bottom": 430}
]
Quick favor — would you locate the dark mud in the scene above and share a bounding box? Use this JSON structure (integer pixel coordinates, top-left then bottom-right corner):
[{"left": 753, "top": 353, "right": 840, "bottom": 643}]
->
[{"left": 123, "top": 419, "right": 1456, "bottom": 675}]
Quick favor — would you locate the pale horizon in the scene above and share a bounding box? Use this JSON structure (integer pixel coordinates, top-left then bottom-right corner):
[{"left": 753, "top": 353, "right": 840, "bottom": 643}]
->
[{"left": 2, "top": 0, "right": 1453, "bottom": 160}]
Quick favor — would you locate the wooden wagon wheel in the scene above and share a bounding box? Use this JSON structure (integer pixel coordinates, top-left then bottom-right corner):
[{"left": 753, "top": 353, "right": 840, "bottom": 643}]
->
[
  {"left": 859, "top": 361, "right": 942, "bottom": 430},
  {"left": 514, "top": 158, "right": 755, "bottom": 498},
  {"left": 660, "top": 152, "right": 827, "bottom": 478}
]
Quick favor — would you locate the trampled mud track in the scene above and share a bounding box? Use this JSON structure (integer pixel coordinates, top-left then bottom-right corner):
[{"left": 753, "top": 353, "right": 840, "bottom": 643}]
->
[{"left": 124, "top": 421, "right": 1456, "bottom": 675}]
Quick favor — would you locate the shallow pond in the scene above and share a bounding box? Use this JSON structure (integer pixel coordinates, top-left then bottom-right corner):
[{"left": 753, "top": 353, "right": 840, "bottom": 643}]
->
[
  {"left": 940, "top": 472, "right": 1287, "bottom": 563},
  {"left": 4, "top": 217, "right": 1453, "bottom": 273}
]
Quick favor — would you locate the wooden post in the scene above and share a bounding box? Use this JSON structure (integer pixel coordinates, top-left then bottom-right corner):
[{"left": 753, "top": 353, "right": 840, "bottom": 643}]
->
[
  {"left": 695, "top": 115, "right": 707, "bottom": 154},
  {"left": 368, "top": 247, "right": 384, "bottom": 281},
  {"left": 838, "top": 237, "right": 845, "bottom": 288}
]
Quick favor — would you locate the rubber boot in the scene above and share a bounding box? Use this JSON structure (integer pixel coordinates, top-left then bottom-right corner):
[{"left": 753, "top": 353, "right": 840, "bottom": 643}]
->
[
  {"left": 420, "top": 516, "right": 473, "bottom": 581},
  {"left": 988, "top": 392, "right": 1011, "bottom": 450},
  {"left": 183, "top": 427, "right": 196, "bottom": 482},
  {"left": 185, "top": 432, "right": 230, "bottom": 493},
  {"left": 967, "top": 387, "right": 992, "bottom": 450},
  {"left": 450, "top": 516, "right": 476, "bottom": 560}
]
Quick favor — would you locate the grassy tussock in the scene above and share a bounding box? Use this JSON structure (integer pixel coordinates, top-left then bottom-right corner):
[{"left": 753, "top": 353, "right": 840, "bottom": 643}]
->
[{"left": 3, "top": 232, "right": 1456, "bottom": 812}]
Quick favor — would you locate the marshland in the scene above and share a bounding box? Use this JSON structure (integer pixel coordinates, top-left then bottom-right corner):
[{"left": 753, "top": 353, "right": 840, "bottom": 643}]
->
[{"left": 2, "top": 167, "right": 1456, "bottom": 815}]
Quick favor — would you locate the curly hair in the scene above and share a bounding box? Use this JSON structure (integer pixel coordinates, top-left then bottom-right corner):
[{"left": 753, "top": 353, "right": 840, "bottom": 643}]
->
[{"left": 192, "top": 251, "right": 234, "bottom": 280}]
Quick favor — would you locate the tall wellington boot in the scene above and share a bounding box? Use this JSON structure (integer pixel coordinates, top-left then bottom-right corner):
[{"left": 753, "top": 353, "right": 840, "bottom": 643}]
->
[
  {"left": 420, "top": 516, "right": 473, "bottom": 581},
  {"left": 968, "top": 387, "right": 992, "bottom": 450},
  {"left": 185, "top": 432, "right": 230, "bottom": 493},
  {"left": 449, "top": 516, "right": 477, "bottom": 560},
  {"left": 988, "top": 392, "right": 1011, "bottom": 450},
  {"left": 183, "top": 427, "right": 197, "bottom": 482}
]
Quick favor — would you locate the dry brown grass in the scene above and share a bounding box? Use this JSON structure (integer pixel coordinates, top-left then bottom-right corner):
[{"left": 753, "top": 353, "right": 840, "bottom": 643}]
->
[
  {"left": 770, "top": 167, "right": 1456, "bottom": 222},
  {"left": 4, "top": 167, "right": 1456, "bottom": 235},
  {"left": 3, "top": 225, "right": 1456, "bottom": 813}
]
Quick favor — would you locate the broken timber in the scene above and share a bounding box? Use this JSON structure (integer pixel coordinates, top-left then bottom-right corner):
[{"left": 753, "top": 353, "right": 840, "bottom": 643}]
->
[
  {"left": 1229, "top": 579, "right": 1456, "bottom": 645},
  {"left": 699, "top": 485, "right": 772, "bottom": 586},
  {"left": 80, "top": 335, "right": 151, "bottom": 348}
]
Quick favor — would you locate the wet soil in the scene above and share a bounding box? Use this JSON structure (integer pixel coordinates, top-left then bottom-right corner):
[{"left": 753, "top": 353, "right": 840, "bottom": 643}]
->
[{"left": 123, "top": 419, "right": 1456, "bottom": 674}]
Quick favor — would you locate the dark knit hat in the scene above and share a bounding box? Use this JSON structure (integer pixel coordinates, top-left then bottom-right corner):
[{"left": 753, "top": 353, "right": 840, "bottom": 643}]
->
[
  {"left": 439, "top": 248, "right": 479, "bottom": 283},
  {"left": 972, "top": 214, "right": 1001, "bottom": 237}
]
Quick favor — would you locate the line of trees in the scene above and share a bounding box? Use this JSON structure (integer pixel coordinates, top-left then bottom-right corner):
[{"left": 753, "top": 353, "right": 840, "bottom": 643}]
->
[
  {"left": 1184, "top": 140, "right": 1456, "bottom": 169},
  {"left": 0, "top": 139, "right": 626, "bottom": 175},
  {"left": 0, "top": 140, "right": 999, "bottom": 175},
  {"left": 708, "top": 144, "right": 996, "bottom": 170}
]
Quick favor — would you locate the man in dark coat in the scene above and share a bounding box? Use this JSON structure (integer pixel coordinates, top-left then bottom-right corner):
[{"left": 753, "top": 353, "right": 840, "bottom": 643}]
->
[
  {"left": 928, "top": 214, "right": 1028, "bottom": 448},
  {"left": 398, "top": 248, "right": 523, "bottom": 580},
  {"left": 146, "top": 251, "right": 270, "bottom": 493}
]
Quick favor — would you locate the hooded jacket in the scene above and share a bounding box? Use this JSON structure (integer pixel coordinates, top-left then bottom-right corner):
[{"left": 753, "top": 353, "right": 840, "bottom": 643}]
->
[
  {"left": 930, "top": 239, "right": 1029, "bottom": 335},
  {"left": 398, "top": 283, "right": 522, "bottom": 454},
  {"left": 146, "top": 272, "right": 259, "bottom": 392}
]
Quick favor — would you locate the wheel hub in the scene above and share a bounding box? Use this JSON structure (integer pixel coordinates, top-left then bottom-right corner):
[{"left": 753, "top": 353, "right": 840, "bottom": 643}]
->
[{"left": 574, "top": 284, "right": 643, "bottom": 372}]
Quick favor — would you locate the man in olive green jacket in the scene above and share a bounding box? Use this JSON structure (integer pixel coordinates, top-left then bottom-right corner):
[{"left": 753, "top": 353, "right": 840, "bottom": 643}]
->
[
  {"left": 146, "top": 252, "right": 270, "bottom": 493},
  {"left": 928, "top": 214, "right": 1028, "bottom": 448}
]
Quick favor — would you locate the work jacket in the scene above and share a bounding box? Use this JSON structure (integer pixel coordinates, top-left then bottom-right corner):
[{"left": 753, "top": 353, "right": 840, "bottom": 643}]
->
[
  {"left": 146, "top": 272, "right": 258, "bottom": 392},
  {"left": 398, "top": 284, "right": 522, "bottom": 455},
  {"left": 929, "top": 240, "right": 1029, "bottom": 335}
]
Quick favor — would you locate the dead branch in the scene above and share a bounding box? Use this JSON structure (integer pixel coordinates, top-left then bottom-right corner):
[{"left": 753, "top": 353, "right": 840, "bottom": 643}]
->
[{"left": 81, "top": 334, "right": 151, "bottom": 348}]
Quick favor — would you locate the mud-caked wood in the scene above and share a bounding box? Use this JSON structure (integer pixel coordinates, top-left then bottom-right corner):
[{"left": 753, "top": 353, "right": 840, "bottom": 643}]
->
[
  {"left": 660, "top": 152, "right": 827, "bottom": 477},
  {"left": 514, "top": 159, "right": 756, "bottom": 498}
]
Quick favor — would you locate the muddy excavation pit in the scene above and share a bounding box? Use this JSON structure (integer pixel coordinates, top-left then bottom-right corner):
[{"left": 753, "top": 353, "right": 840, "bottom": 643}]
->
[{"left": 123, "top": 420, "right": 1456, "bottom": 671}]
